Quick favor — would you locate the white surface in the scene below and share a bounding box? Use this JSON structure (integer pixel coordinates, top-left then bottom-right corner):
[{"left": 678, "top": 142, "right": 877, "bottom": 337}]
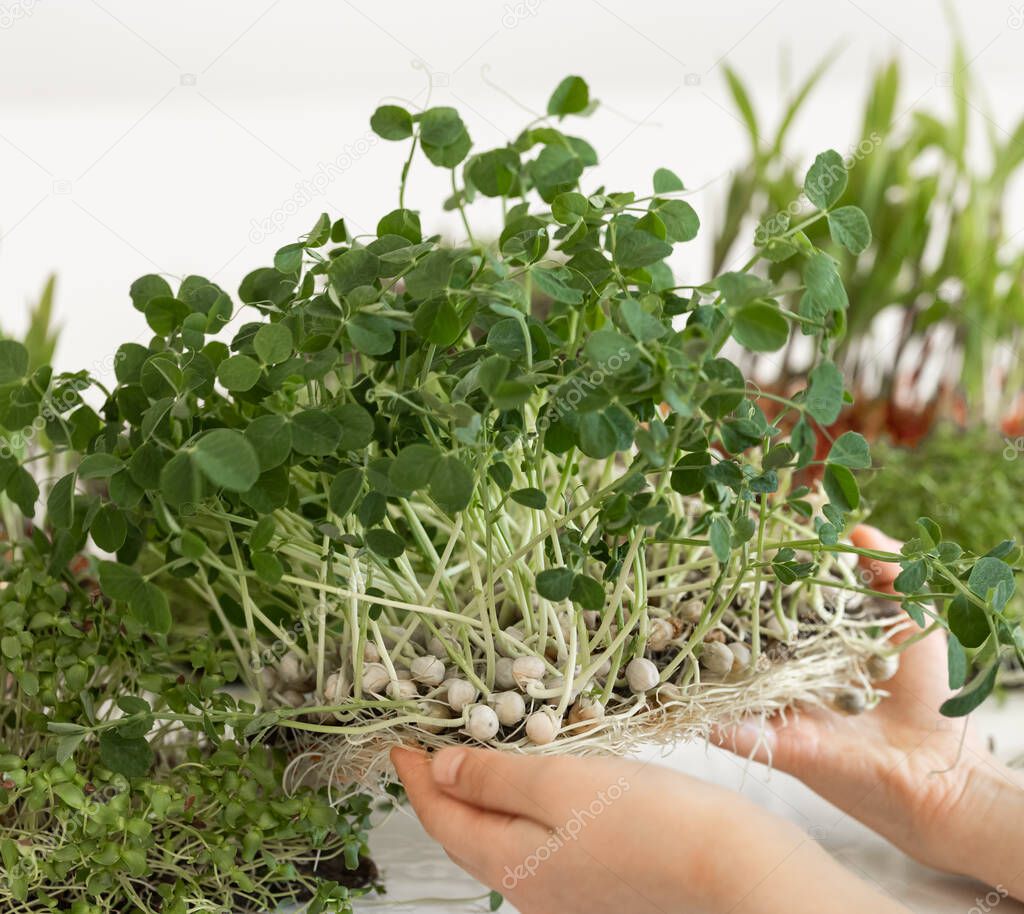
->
[{"left": 355, "top": 695, "right": 1024, "bottom": 913}]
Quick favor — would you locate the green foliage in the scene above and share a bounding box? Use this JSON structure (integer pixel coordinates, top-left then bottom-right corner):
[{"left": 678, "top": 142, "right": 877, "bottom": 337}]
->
[
  {"left": 0, "top": 546, "right": 375, "bottom": 914},
  {"left": 0, "top": 80, "right": 1017, "bottom": 914}
]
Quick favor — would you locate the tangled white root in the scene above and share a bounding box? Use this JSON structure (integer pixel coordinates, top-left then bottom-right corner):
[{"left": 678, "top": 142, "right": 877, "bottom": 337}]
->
[{"left": 284, "top": 608, "right": 907, "bottom": 800}]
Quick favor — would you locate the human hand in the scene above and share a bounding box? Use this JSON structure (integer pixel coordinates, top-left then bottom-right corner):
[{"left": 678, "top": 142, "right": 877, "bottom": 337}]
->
[
  {"left": 392, "top": 745, "right": 909, "bottom": 914},
  {"left": 716, "top": 524, "right": 1024, "bottom": 896}
]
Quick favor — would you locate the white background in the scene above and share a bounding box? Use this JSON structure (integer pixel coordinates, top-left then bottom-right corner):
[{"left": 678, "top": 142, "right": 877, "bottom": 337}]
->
[
  {"left": 2, "top": 3, "right": 1023, "bottom": 911},
  {"left": 1, "top": 0, "right": 1023, "bottom": 376}
]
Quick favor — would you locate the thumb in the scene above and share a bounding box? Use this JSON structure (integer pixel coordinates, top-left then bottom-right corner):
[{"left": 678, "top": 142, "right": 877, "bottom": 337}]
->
[{"left": 850, "top": 524, "right": 903, "bottom": 594}]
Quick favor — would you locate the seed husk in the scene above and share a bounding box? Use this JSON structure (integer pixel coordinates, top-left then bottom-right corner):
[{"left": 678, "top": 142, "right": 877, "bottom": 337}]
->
[
  {"left": 466, "top": 704, "right": 500, "bottom": 741},
  {"left": 512, "top": 655, "right": 545, "bottom": 690},
  {"left": 700, "top": 641, "right": 735, "bottom": 676},
  {"left": 445, "top": 678, "right": 478, "bottom": 712},
  {"left": 525, "top": 708, "right": 560, "bottom": 745},
  {"left": 834, "top": 688, "right": 867, "bottom": 714},
  {"left": 494, "top": 656, "right": 516, "bottom": 690},
  {"left": 866, "top": 653, "right": 899, "bottom": 682},
  {"left": 410, "top": 654, "right": 446, "bottom": 686},
  {"left": 361, "top": 663, "right": 389, "bottom": 695},
  {"left": 625, "top": 657, "right": 659, "bottom": 693},
  {"left": 490, "top": 690, "right": 526, "bottom": 726}
]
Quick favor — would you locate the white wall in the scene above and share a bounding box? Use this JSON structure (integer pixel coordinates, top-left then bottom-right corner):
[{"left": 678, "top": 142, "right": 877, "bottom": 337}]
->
[{"left": 1, "top": 0, "right": 1021, "bottom": 372}]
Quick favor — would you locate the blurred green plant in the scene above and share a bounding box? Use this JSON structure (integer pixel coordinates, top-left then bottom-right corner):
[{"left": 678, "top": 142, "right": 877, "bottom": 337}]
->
[
  {"left": 713, "top": 44, "right": 1024, "bottom": 428},
  {"left": 865, "top": 425, "right": 1024, "bottom": 623},
  {"left": 1, "top": 275, "right": 60, "bottom": 372}
]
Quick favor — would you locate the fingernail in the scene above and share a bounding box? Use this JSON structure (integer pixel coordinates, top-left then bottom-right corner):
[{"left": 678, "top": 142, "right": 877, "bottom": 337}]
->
[{"left": 432, "top": 748, "right": 466, "bottom": 786}]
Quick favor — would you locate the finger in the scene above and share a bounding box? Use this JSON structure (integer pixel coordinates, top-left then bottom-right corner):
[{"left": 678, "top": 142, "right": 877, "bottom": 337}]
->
[
  {"left": 391, "top": 747, "right": 544, "bottom": 875},
  {"left": 850, "top": 524, "right": 903, "bottom": 594},
  {"left": 429, "top": 746, "right": 593, "bottom": 826},
  {"left": 711, "top": 714, "right": 822, "bottom": 777}
]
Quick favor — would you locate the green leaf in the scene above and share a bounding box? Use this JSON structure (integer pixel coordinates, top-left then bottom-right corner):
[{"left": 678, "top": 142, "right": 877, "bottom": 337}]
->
[
  {"left": 804, "top": 149, "right": 847, "bottom": 209},
  {"left": 329, "top": 467, "right": 364, "bottom": 518},
  {"left": 420, "top": 106, "right": 466, "bottom": 146},
  {"left": 377, "top": 208, "right": 422, "bottom": 244},
  {"left": 0, "top": 340, "right": 29, "bottom": 385},
  {"left": 391, "top": 443, "right": 441, "bottom": 491},
  {"left": 133, "top": 582, "right": 171, "bottom": 634},
  {"left": 570, "top": 573, "right": 604, "bottom": 610},
  {"left": 371, "top": 105, "right": 414, "bottom": 140},
  {"left": 803, "top": 253, "right": 848, "bottom": 313},
  {"left": 670, "top": 452, "right": 710, "bottom": 495},
  {"left": 273, "top": 242, "right": 304, "bottom": 274},
  {"left": 415, "top": 297, "right": 464, "bottom": 345},
  {"left": 653, "top": 167, "right": 684, "bottom": 193},
  {"left": 827, "top": 431, "right": 871, "bottom": 468},
  {"left": 78, "top": 452, "right": 125, "bottom": 479},
  {"left": 467, "top": 148, "right": 520, "bottom": 197},
  {"left": 806, "top": 360, "right": 844, "bottom": 424},
  {"left": 47, "top": 473, "right": 76, "bottom": 529},
  {"left": 99, "top": 731, "right": 154, "bottom": 778},
  {"left": 291, "top": 409, "right": 342, "bottom": 457},
  {"left": 489, "top": 890, "right": 504, "bottom": 912},
  {"left": 193, "top": 429, "right": 261, "bottom": 492},
  {"left": 823, "top": 463, "right": 859, "bottom": 513},
  {"left": 510, "top": 487, "right": 547, "bottom": 509},
  {"left": 91, "top": 503, "right": 128, "bottom": 552},
  {"left": 551, "top": 191, "right": 588, "bottom": 224},
  {"left": 732, "top": 304, "right": 788, "bottom": 352},
  {"left": 547, "top": 76, "right": 590, "bottom": 117},
  {"left": 245, "top": 414, "right": 292, "bottom": 470},
  {"left": 329, "top": 248, "right": 380, "bottom": 296},
  {"left": 577, "top": 411, "right": 618, "bottom": 459},
  {"left": 940, "top": 662, "right": 998, "bottom": 718},
  {"left": 531, "top": 266, "right": 583, "bottom": 305},
  {"left": 335, "top": 403, "right": 375, "bottom": 450},
  {"left": 947, "top": 632, "right": 967, "bottom": 690},
  {"left": 252, "top": 550, "right": 284, "bottom": 584},
  {"left": 709, "top": 515, "right": 732, "bottom": 563},
  {"left": 53, "top": 782, "right": 87, "bottom": 810},
  {"left": 98, "top": 561, "right": 143, "bottom": 601},
  {"left": 620, "top": 298, "right": 667, "bottom": 342},
  {"left": 129, "top": 274, "right": 173, "bottom": 312},
  {"left": 828, "top": 205, "right": 872, "bottom": 253},
  {"left": 348, "top": 314, "right": 395, "bottom": 356},
  {"left": 614, "top": 228, "right": 672, "bottom": 270},
  {"left": 652, "top": 199, "right": 699, "bottom": 242},
  {"left": 5, "top": 468, "right": 38, "bottom": 516},
  {"left": 893, "top": 558, "right": 928, "bottom": 594},
  {"left": 967, "top": 556, "right": 1016, "bottom": 611},
  {"left": 159, "top": 452, "right": 203, "bottom": 509},
  {"left": 419, "top": 107, "right": 472, "bottom": 167},
  {"left": 583, "top": 329, "right": 636, "bottom": 372},
  {"left": 536, "top": 567, "right": 574, "bottom": 601},
  {"left": 366, "top": 528, "right": 405, "bottom": 559},
  {"left": 430, "top": 456, "right": 474, "bottom": 513},
  {"left": 701, "top": 358, "right": 744, "bottom": 419},
  {"left": 217, "top": 354, "right": 262, "bottom": 392},
  {"left": 253, "top": 323, "right": 293, "bottom": 364}
]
